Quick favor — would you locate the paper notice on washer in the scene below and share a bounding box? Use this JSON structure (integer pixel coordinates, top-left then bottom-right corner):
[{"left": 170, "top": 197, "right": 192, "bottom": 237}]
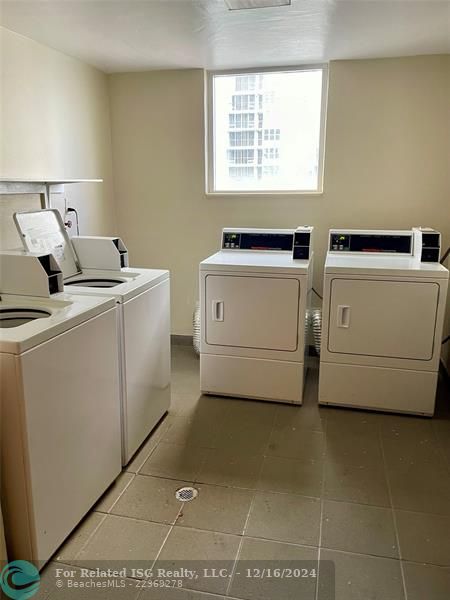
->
[{"left": 15, "top": 209, "right": 80, "bottom": 278}]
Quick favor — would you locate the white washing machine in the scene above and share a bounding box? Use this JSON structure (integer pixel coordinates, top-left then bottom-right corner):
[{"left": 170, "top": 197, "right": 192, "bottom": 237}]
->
[
  {"left": 14, "top": 209, "right": 171, "bottom": 465},
  {"left": 319, "top": 228, "right": 449, "bottom": 415},
  {"left": 200, "top": 227, "right": 313, "bottom": 404},
  {"left": 0, "top": 252, "right": 122, "bottom": 566}
]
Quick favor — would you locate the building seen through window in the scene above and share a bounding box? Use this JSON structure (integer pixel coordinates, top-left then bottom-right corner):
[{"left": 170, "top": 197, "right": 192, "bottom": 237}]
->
[{"left": 210, "top": 68, "right": 325, "bottom": 192}]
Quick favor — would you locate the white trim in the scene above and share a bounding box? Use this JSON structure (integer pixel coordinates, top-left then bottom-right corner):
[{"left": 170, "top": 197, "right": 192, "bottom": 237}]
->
[
  {"left": 205, "top": 69, "right": 214, "bottom": 195},
  {"left": 0, "top": 179, "right": 103, "bottom": 208},
  {"left": 205, "top": 64, "right": 328, "bottom": 195},
  {"left": 206, "top": 190, "right": 324, "bottom": 197},
  {"left": 0, "top": 178, "right": 102, "bottom": 183},
  {"left": 208, "top": 63, "right": 327, "bottom": 76}
]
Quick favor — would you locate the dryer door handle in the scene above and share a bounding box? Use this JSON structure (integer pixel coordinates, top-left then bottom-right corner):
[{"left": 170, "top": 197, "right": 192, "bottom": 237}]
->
[
  {"left": 337, "top": 305, "right": 350, "bottom": 328},
  {"left": 212, "top": 300, "right": 224, "bottom": 322}
]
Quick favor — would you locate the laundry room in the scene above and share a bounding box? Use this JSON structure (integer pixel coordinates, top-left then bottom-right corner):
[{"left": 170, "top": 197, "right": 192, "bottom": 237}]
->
[{"left": 0, "top": 1, "right": 449, "bottom": 599}]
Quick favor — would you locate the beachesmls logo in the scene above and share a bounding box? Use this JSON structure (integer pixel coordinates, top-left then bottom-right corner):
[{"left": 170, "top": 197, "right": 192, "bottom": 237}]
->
[{"left": 0, "top": 560, "right": 40, "bottom": 599}]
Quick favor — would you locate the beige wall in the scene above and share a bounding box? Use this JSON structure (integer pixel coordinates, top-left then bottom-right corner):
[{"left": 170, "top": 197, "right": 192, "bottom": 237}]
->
[
  {"left": 0, "top": 27, "right": 117, "bottom": 240},
  {"left": 109, "top": 55, "right": 450, "bottom": 335}
]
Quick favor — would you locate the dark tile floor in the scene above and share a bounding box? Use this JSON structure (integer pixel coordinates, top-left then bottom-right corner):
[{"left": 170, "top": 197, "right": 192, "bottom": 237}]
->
[{"left": 40, "top": 345, "right": 450, "bottom": 599}]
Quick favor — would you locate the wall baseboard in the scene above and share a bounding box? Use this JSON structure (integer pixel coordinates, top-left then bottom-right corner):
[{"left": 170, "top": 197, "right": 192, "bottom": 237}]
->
[{"left": 171, "top": 334, "right": 193, "bottom": 346}]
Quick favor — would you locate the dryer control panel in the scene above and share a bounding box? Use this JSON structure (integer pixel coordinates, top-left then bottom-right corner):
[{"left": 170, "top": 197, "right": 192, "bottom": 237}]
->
[
  {"left": 222, "top": 229, "right": 294, "bottom": 251},
  {"left": 221, "top": 227, "right": 313, "bottom": 260},
  {"left": 329, "top": 228, "right": 443, "bottom": 262},
  {"left": 329, "top": 230, "right": 413, "bottom": 255},
  {"left": 293, "top": 227, "right": 314, "bottom": 260},
  {"left": 413, "top": 227, "right": 441, "bottom": 263}
]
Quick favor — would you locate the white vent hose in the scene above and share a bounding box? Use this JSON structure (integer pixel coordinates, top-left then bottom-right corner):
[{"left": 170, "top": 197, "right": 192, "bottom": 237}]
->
[
  {"left": 193, "top": 301, "right": 200, "bottom": 355},
  {"left": 309, "top": 308, "right": 322, "bottom": 355}
]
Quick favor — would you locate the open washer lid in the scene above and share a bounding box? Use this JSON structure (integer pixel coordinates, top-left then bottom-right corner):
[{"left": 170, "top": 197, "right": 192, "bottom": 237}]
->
[{"left": 14, "top": 209, "right": 82, "bottom": 280}]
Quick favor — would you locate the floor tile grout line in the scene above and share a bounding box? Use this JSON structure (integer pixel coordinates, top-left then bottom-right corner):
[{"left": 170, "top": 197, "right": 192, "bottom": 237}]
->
[
  {"left": 108, "top": 467, "right": 329, "bottom": 505},
  {"left": 131, "top": 441, "right": 160, "bottom": 474},
  {"left": 170, "top": 580, "right": 252, "bottom": 600},
  {"left": 133, "top": 498, "right": 180, "bottom": 600},
  {"left": 319, "top": 544, "right": 399, "bottom": 563},
  {"left": 192, "top": 448, "right": 214, "bottom": 489},
  {"left": 316, "top": 545, "right": 429, "bottom": 564},
  {"left": 101, "top": 470, "right": 137, "bottom": 514},
  {"left": 390, "top": 557, "right": 450, "bottom": 569},
  {"left": 124, "top": 416, "right": 176, "bottom": 474},
  {"left": 314, "top": 401, "right": 328, "bottom": 600},
  {"left": 379, "top": 425, "right": 408, "bottom": 600},
  {"left": 130, "top": 438, "right": 448, "bottom": 501},
  {"left": 55, "top": 537, "right": 450, "bottom": 574},
  {"left": 126, "top": 431, "right": 450, "bottom": 517},
  {"left": 58, "top": 504, "right": 442, "bottom": 567},
  {"left": 148, "top": 503, "right": 184, "bottom": 574},
  {"left": 89, "top": 510, "right": 181, "bottom": 529},
  {"left": 224, "top": 493, "right": 257, "bottom": 597},
  {"left": 69, "top": 511, "right": 108, "bottom": 562},
  {"left": 224, "top": 408, "right": 278, "bottom": 597}
]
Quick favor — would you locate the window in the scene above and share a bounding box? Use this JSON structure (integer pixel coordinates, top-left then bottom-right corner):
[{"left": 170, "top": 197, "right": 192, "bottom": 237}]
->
[
  {"left": 263, "top": 128, "right": 280, "bottom": 142},
  {"left": 264, "top": 148, "right": 279, "bottom": 160},
  {"left": 235, "top": 75, "right": 257, "bottom": 92},
  {"left": 207, "top": 66, "right": 327, "bottom": 193},
  {"left": 229, "top": 166, "right": 255, "bottom": 179},
  {"left": 263, "top": 166, "right": 280, "bottom": 176},
  {"left": 231, "top": 94, "right": 256, "bottom": 111},
  {"left": 227, "top": 149, "right": 255, "bottom": 165},
  {"left": 229, "top": 131, "right": 255, "bottom": 147},
  {"left": 229, "top": 113, "right": 255, "bottom": 129}
]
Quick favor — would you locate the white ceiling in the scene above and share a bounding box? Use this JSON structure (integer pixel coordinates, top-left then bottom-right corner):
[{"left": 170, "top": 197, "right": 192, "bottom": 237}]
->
[{"left": 0, "top": 0, "right": 449, "bottom": 73}]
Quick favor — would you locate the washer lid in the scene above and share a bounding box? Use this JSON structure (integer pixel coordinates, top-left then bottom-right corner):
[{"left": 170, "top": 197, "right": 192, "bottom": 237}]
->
[
  {"left": 0, "top": 293, "right": 116, "bottom": 354},
  {"left": 14, "top": 209, "right": 81, "bottom": 280}
]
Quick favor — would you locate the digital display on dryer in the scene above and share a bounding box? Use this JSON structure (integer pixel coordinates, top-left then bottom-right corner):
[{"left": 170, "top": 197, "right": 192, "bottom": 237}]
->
[
  {"left": 330, "top": 234, "right": 350, "bottom": 251},
  {"left": 222, "top": 232, "right": 241, "bottom": 249},
  {"left": 222, "top": 232, "right": 293, "bottom": 251},
  {"left": 330, "top": 234, "right": 412, "bottom": 254}
]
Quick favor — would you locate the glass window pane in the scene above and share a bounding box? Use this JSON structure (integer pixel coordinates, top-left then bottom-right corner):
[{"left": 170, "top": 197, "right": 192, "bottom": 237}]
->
[{"left": 212, "top": 68, "right": 324, "bottom": 192}]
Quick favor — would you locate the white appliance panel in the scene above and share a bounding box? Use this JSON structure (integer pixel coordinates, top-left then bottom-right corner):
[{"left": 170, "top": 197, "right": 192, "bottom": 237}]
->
[
  {"left": 200, "top": 354, "right": 303, "bottom": 403},
  {"left": 328, "top": 279, "right": 439, "bottom": 360},
  {"left": 205, "top": 275, "right": 299, "bottom": 351},
  {"left": 319, "top": 362, "right": 437, "bottom": 415},
  {"left": 122, "top": 280, "right": 171, "bottom": 462},
  {"left": 7, "top": 308, "right": 121, "bottom": 562}
]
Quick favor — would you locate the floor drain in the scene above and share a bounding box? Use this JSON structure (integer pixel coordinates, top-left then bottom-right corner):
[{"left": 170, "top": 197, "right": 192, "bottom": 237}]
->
[{"left": 175, "top": 486, "right": 198, "bottom": 502}]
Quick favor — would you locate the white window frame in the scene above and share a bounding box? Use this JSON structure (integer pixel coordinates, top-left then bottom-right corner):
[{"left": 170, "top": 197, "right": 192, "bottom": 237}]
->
[{"left": 205, "top": 64, "right": 328, "bottom": 196}]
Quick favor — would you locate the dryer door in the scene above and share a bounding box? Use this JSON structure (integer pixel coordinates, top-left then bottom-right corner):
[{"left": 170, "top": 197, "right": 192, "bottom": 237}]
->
[
  {"left": 327, "top": 279, "right": 439, "bottom": 360},
  {"left": 205, "top": 275, "right": 299, "bottom": 351}
]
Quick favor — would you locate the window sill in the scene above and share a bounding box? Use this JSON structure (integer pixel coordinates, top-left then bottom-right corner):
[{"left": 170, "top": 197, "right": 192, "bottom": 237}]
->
[{"left": 205, "top": 190, "right": 324, "bottom": 197}]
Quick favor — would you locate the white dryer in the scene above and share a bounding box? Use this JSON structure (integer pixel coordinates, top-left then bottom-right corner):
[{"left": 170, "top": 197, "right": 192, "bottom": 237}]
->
[
  {"left": 14, "top": 209, "right": 171, "bottom": 465},
  {"left": 0, "top": 252, "right": 122, "bottom": 566},
  {"left": 319, "top": 228, "right": 449, "bottom": 416},
  {"left": 200, "top": 227, "right": 313, "bottom": 404}
]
